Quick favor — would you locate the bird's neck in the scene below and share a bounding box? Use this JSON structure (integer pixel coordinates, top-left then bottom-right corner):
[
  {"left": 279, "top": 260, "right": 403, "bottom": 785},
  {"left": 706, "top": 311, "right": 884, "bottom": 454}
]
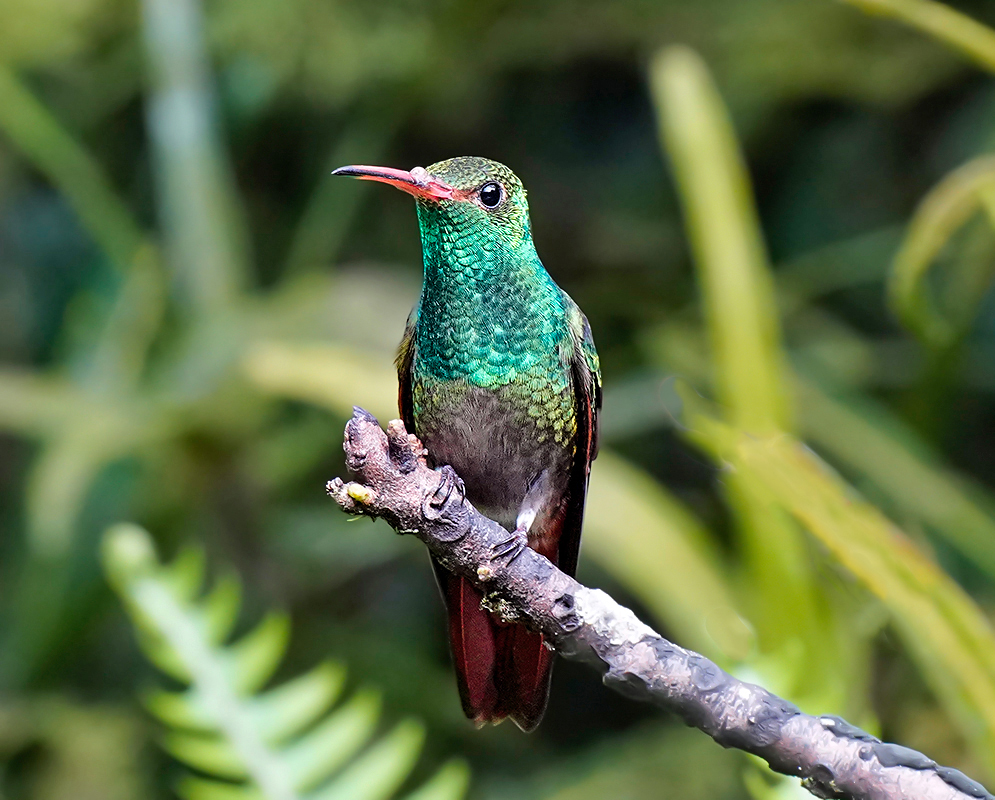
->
[{"left": 414, "top": 219, "right": 567, "bottom": 384}]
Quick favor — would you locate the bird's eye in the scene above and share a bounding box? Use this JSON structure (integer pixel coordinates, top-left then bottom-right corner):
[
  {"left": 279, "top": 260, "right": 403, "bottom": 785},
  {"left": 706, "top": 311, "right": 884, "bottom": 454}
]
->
[{"left": 479, "top": 182, "right": 504, "bottom": 209}]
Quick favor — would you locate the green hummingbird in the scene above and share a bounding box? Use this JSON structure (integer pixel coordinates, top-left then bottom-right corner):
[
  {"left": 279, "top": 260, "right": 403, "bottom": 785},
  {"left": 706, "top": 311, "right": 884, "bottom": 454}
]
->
[{"left": 333, "top": 157, "right": 602, "bottom": 731}]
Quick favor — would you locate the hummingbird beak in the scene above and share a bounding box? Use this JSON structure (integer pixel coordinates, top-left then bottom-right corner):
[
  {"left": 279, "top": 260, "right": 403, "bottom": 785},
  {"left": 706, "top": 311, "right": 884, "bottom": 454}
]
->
[{"left": 331, "top": 164, "right": 455, "bottom": 201}]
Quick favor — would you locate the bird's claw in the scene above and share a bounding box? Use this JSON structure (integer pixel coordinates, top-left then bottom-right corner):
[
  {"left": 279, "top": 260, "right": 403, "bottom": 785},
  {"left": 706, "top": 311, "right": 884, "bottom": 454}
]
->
[
  {"left": 425, "top": 465, "right": 465, "bottom": 520},
  {"left": 490, "top": 528, "right": 528, "bottom": 565}
]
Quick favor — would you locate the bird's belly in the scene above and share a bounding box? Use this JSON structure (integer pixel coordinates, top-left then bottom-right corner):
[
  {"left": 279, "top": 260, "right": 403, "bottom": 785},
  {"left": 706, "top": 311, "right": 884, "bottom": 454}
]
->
[{"left": 415, "top": 384, "right": 573, "bottom": 531}]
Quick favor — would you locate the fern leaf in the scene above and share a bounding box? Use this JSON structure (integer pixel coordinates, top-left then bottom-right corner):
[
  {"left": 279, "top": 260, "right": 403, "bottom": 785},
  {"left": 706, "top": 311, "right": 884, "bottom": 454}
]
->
[
  {"left": 281, "top": 689, "right": 381, "bottom": 792},
  {"left": 307, "top": 721, "right": 424, "bottom": 800},
  {"left": 163, "top": 547, "right": 207, "bottom": 602},
  {"left": 164, "top": 732, "right": 249, "bottom": 780},
  {"left": 145, "top": 687, "right": 214, "bottom": 732},
  {"left": 251, "top": 662, "right": 347, "bottom": 743},
  {"left": 226, "top": 613, "right": 290, "bottom": 695},
  {"left": 180, "top": 777, "right": 265, "bottom": 800},
  {"left": 202, "top": 573, "right": 242, "bottom": 644},
  {"left": 102, "top": 523, "right": 469, "bottom": 800},
  {"left": 397, "top": 761, "right": 470, "bottom": 800}
]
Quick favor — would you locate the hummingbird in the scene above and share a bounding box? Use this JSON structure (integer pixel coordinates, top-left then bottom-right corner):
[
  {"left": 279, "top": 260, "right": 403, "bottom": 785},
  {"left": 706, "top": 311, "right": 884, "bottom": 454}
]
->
[{"left": 333, "top": 157, "right": 601, "bottom": 731}]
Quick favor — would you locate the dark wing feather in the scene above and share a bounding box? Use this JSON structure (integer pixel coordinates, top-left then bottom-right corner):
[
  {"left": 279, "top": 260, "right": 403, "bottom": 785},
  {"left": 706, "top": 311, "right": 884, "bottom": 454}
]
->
[
  {"left": 396, "top": 309, "right": 417, "bottom": 434},
  {"left": 556, "top": 305, "right": 602, "bottom": 577}
]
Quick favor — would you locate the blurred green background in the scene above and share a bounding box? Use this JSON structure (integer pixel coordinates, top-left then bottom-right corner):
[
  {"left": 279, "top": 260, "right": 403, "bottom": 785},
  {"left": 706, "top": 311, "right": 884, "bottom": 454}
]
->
[{"left": 3, "top": 0, "right": 995, "bottom": 798}]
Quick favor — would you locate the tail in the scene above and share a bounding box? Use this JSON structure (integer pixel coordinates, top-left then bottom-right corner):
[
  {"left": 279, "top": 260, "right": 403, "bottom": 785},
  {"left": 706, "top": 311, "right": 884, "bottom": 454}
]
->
[{"left": 433, "top": 558, "right": 554, "bottom": 732}]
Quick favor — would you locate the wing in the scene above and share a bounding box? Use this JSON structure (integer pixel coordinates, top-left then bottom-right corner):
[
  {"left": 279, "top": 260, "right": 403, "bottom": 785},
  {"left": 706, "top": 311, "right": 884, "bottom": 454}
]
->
[
  {"left": 556, "top": 300, "right": 602, "bottom": 577},
  {"left": 395, "top": 306, "right": 418, "bottom": 434}
]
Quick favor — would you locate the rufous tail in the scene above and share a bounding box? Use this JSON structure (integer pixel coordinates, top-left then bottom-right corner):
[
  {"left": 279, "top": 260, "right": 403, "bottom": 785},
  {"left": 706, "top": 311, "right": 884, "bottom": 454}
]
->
[{"left": 433, "top": 560, "right": 554, "bottom": 732}]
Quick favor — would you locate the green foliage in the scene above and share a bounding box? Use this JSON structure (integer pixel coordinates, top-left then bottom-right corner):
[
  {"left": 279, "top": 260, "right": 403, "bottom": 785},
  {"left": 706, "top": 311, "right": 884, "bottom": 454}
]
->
[
  {"left": 839, "top": 0, "right": 995, "bottom": 74},
  {"left": 102, "top": 524, "right": 469, "bottom": 800},
  {"left": 889, "top": 156, "right": 995, "bottom": 349},
  {"left": 649, "top": 24, "right": 995, "bottom": 783},
  {"left": 652, "top": 51, "right": 855, "bottom": 740}
]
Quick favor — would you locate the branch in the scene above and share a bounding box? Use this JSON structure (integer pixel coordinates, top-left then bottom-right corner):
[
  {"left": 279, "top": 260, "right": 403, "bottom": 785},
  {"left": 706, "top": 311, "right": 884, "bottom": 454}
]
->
[{"left": 326, "top": 408, "right": 993, "bottom": 800}]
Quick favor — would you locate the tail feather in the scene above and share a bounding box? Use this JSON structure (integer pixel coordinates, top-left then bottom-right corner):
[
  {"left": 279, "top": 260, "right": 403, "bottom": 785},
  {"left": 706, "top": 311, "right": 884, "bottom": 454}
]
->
[
  {"left": 432, "top": 555, "right": 555, "bottom": 731},
  {"left": 445, "top": 571, "right": 499, "bottom": 724},
  {"left": 496, "top": 624, "right": 554, "bottom": 732}
]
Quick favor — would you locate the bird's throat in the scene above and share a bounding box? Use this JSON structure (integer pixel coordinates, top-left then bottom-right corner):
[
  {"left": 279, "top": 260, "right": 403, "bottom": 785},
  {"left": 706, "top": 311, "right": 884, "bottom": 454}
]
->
[{"left": 413, "top": 207, "right": 568, "bottom": 389}]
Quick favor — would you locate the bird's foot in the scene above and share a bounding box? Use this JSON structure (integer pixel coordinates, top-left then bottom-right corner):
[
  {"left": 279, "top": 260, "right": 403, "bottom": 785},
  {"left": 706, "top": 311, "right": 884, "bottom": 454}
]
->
[
  {"left": 424, "top": 465, "right": 466, "bottom": 520},
  {"left": 490, "top": 526, "right": 528, "bottom": 566}
]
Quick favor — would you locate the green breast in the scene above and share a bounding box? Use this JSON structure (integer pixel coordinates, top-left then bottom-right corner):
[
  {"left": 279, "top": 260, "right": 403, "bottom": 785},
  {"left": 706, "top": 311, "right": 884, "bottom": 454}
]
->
[{"left": 411, "top": 278, "right": 577, "bottom": 448}]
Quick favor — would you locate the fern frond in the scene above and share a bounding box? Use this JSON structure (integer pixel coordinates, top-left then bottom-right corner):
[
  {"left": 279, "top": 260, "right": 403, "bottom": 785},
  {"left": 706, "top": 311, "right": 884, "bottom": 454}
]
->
[{"left": 102, "top": 524, "right": 469, "bottom": 800}]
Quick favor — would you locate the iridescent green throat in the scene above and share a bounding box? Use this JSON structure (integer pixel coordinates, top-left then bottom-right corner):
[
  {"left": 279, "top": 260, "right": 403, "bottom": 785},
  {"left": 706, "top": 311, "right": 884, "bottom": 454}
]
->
[{"left": 412, "top": 198, "right": 571, "bottom": 391}]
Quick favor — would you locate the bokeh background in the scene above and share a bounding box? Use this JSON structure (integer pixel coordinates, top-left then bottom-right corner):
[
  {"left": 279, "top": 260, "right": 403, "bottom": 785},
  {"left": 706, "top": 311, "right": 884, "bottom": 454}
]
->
[{"left": 3, "top": 0, "right": 995, "bottom": 798}]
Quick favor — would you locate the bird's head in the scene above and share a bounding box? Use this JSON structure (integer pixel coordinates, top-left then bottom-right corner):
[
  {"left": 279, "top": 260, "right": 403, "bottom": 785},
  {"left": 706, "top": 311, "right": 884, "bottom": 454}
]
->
[{"left": 333, "top": 156, "right": 532, "bottom": 248}]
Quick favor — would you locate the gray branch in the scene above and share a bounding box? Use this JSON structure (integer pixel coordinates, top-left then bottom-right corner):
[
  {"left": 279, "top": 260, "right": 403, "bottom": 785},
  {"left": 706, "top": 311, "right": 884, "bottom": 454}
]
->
[{"left": 326, "top": 408, "right": 993, "bottom": 800}]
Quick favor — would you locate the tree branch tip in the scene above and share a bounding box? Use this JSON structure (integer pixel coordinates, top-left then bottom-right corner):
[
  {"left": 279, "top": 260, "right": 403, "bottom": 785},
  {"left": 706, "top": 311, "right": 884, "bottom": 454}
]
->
[
  {"left": 325, "top": 478, "right": 349, "bottom": 508},
  {"left": 325, "top": 477, "right": 369, "bottom": 514},
  {"left": 351, "top": 405, "right": 379, "bottom": 424}
]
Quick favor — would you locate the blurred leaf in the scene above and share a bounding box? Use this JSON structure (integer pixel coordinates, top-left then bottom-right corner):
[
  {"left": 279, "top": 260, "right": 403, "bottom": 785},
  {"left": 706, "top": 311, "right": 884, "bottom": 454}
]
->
[
  {"left": 0, "top": 66, "right": 166, "bottom": 389},
  {"left": 306, "top": 721, "right": 424, "bottom": 800},
  {"left": 202, "top": 573, "right": 242, "bottom": 644},
  {"left": 26, "top": 429, "right": 130, "bottom": 556},
  {"left": 584, "top": 451, "right": 751, "bottom": 661},
  {"left": 651, "top": 46, "right": 836, "bottom": 688},
  {"left": 398, "top": 761, "right": 469, "bottom": 800},
  {"left": 650, "top": 312, "right": 995, "bottom": 605},
  {"left": 279, "top": 689, "right": 381, "bottom": 790},
  {"left": 162, "top": 546, "right": 207, "bottom": 603},
  {"left": 102, "top": 523, "right": 468, "bottom": 800},
  {"left": 888, "top": 155, "right": 995, "bottom": 348},
  {"left": 797, "top": 377, "right": 995, "bottom": 582},
  {"left": 0, "top": 65, "right": 144, "bottom": 270},
  {"left": 250, "top": 664, "right": 348, "bottom": 744},
  {"left": 651, "top": 45, "right": 791, "bottom": 434},
  {"left": 0, "top": 369, "right": 78, "bottom": 436},
  {"left": 141, "top": 0, "right": 249, "bottom": 313},
  {"left": 243, "top": 341, "right": 397, "bottom": 422},
  {"left": 227, "top": 613, "right": 290, "bottom": 696},
  {"left": 147, "top": 663, "right": 347, "bottom": 739},
  {"left": 684, "top": 403, "right": 995, "bottom": 778},
  {"left": 23, "top": 402, "right": 171, "bottom": 555},
  {"left": 85, "top": 245, "right": 168, "bottom": 392},
  {"left": 840, "top": 0, "right": 995, "bottom": 74},
  {"left": 743, "top": 769, "right": 812, "bottom": 800}
]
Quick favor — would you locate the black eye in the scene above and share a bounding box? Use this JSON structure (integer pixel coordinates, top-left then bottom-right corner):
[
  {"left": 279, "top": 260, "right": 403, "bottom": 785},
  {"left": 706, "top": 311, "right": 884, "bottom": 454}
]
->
[{"left": 479, "top": 182, "right": 503, "bottom": 208}]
